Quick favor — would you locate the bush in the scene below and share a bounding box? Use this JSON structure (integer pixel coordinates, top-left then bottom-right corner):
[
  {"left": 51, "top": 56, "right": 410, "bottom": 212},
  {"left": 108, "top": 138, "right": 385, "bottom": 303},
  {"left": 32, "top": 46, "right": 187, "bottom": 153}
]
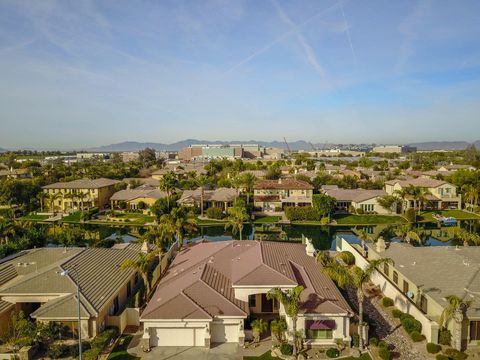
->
[
  {"left": 405, "top": 208, "right": 416, "bottom": 222},
  {"left": 410, "top": 330, "right": 424, "bottom": 342},
  {"left": 438, "top": 329, "right": 452, "bottom": 345},
  {"left": 382, "top": 297, "right": 394, "bottom": 308},
  {"left": 444, "top": 348, "right": 468, "bottom": 360},
  {"left": 426, "top": 343, "right": 441, "bottom": 354},
  {"left": 399, "top": 312, "right": 414, "bottom": 321},
  {"left": 284, "top": 206, "right": 322, "bottom": 221},
  {"left": 326, "top": 348, "right": 340, "bottom": 358},
  {"left": 82, "top": 348, "right": 101, "bottom": 360},
  {"left": 436, "top": 355, "right": 449, "bottom": 360},
  {"left": 369, "top": 337, "right": 378, "bottom": 347},
  {"left": 356, "top": 208, "right": 365, "bottom": 215},
  {"left": 401, "top": 316, "right": 422, "bottom": 334},
  {"left": 378, "top": 346, "right": 391, "bottom": 360},
  {"left": 352, "top": 334, "right": 359, "bottom": 347},
  {"left": 206, "top": 207, "right": 223, "bottom": 219},
  {"left": 339, "top": 251, "right": 355, "bottom": 265},
  {"left": 392, "top": 309, "right": 403, "bottom": 318},
  {"left": 377, "top": 340, "right": 388, "bottom": 349},
  {"left": 279, "top": 343, "right": 293, "bottom": 356},
  {"left": 87, "top": 327, "right": 118, "bottom": 359}
]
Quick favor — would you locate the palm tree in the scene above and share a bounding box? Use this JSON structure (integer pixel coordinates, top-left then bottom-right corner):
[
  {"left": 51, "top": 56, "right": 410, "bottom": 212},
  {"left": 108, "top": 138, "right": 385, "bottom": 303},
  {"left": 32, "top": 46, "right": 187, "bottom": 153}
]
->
[
  {"left": 224, "top": 205, "right": 249, "bottom": 240},
  {"left": 196, "top": 175, "right": 210, "bottom": 217},
  {"left": 439, "top": 295, "right": 472, "bottom": 350},
  {"left": 36, "top": 192, "right": 47, "bottom": 212},
  {"left": 251, "top": 319, "right": 268, "bottom": 343},
  {"left": 356, "top": 229, "right": 372, "bottom": 254},
  {"left": 317, "top": 252, "right": 393, "bottom": 351},
  {"left": 75, "top": 191, "right": 89, "bottom": 213},
  {"left": 0, "top": 220, "right": 15, "bottom": 245},
  {"left": 267, "top": 286, "right": 304, "bottom": 356},
  {"left": 121, "top": 250, "right": 158, "bottom": 303},
  {"left": 462, "top": 184, "right": 478, "bottom": 211},
  {"left": 240, "top": 173, "right": 256, "bottom": 205},
  {"left": 163, "top": 207, "right": 197, "bottom": 249},
  {"left": 159, "top": 172, "right": 177, "bottom": 211},
  {"left": 46, "top": 192, "right": 62, "bottom": 214}
]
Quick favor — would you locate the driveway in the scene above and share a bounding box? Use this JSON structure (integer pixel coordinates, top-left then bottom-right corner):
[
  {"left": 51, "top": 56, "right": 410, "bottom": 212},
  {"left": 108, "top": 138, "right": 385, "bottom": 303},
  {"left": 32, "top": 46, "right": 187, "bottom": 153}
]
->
[{"left": 134, "top": 343, "right": 242, "bottom": 360}]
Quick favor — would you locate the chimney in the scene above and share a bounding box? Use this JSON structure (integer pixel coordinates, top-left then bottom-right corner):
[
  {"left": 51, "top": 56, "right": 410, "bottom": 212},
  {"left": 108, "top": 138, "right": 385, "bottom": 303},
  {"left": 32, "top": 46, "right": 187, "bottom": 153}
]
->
[
  {"left": 376, "top": 237, "right": 386, "bottom": 253},
  {"left": 278, "top": 178, "right": 282, "bottom": 185},
  {"left": 141, "top": 240, "right": 150, "bottom": 254},
  {"left": 304, "top": 236, "right": 316, "bottom": 257}
]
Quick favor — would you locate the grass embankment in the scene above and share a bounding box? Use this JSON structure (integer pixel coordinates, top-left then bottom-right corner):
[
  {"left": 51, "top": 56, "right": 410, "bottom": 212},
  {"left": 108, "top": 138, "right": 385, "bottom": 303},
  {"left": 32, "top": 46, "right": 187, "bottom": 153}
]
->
[
  {"left": 254, "top": 216, "right": 280, "bottom": 224},
  {"left": 107, "top": 335, "right": 140, "bottom": 360},
  {"left": 333, "top": 214, "right": 407, "bottom": 225},
  {"left": 418, "top": 209, "right": 480, "bottom": 222},
  {"left": 19, "top": 214, "right": 49, "bottom": 221}
]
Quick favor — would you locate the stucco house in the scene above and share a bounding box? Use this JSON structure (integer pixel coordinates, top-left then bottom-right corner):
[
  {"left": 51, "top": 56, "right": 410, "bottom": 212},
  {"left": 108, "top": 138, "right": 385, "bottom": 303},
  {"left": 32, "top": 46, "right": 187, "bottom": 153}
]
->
[
  {"left": 141, "top": 240, "right": 352, "bottom": 348},
  {"left": 42, "top": 178, "right": 119, "bottom": 213},
  {"left": 110, "top": 187, "right": 167, "bottom": 211},
  {"left": 0, "top": 243, "right": 156, "bottom": 339},
  {"left": 384, "top": 178, "right": 461, "bottom": 210},
  {"left": 254, "top": 179, "right": 314, "bottom": 212},
  {"left": 322, "top": 187, "right": 390, "bottom": 214},
  {"left": 177, "top": 187, "right": 238, "bottom": 213}
]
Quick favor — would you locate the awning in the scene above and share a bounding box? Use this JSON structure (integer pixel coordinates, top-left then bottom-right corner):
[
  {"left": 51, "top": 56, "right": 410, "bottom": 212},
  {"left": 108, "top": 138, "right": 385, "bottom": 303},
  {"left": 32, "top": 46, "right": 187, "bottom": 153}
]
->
[{"left": 305, "top": 320, "right": 336, "bottom": 330}]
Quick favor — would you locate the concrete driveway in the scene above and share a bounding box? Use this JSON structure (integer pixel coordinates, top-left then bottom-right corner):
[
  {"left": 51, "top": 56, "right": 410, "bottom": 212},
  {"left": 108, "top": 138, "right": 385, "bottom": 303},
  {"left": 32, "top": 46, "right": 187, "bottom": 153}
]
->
[{"left": 139, "top": 343, "right": 242, "bottom": 360}]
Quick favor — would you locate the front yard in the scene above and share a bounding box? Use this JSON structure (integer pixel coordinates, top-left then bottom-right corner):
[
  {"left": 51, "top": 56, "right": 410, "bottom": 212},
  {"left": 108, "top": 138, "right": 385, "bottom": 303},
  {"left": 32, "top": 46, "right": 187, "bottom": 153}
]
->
[
  {"left": 333, "top": 214, "right": 407, "bottom": 225},
  {"left": 254, "top": 216, "right": 280, "bottom": 224},
  {"left": 107, "top": 335, "right": 140, "bottom": 360},
  {"left": 419, "top": 209, "right": 480, "bottom": 222},
  {"left": 19, "top": 213, "right": 49, "bottom": 221}
]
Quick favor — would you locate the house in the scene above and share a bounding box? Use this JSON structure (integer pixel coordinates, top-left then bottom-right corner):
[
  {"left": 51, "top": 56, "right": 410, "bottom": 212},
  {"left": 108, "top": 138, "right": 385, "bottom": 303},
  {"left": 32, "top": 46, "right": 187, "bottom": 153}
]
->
[
  {"left": 151, "top": 164, "right": 207, "bottom": 180},
  {"left": 140, "top": 240, "right": 352, "bottom": 348},
  {"left": 322, "top": 187, "right": 389, "bottom": 214},
  {"left": 384, "top": 178, "right": 461, "bottom": 210},
  {"left": 177, "top": 187, "right": 238, "bottom": 212},
  {"left": 42, "top": 178, "right": 119, "bottom": 212},
  {"left": 368, "top": 242, "right": 480, "bottom": 351},
  {"left": 437, "top": 164, "right": 475, "bottom": 172},
  {"left": 254, "top": 179, "right": 314, "bottom": 212},
  {"left": 0, "top": 243, "right": 156, "bottom": 338},
  {"left": 110, "top": 188, "right": 167, "bottom": 211},
  {"left": 0, "top": 168, "right": 31, "bottom": 179},
  {"left": 239, "top": 170, "right": 267, "bottom": 179}
]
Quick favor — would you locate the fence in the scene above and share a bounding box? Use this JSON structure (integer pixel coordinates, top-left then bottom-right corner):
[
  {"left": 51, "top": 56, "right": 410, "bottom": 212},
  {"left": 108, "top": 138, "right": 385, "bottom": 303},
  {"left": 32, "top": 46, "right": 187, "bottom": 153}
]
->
[
  {"left": 151, "top": 239, "right": 178, "bottom": 286},
  {"left": 335, "top": 236, "right": 439, "bottom": 343}
]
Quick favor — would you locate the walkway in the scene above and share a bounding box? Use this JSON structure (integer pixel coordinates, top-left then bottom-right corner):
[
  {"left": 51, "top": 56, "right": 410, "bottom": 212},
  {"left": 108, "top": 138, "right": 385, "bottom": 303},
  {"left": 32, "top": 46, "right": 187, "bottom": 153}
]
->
[{"left": 345, "top": 285, "right": 428, "bottom": 360}]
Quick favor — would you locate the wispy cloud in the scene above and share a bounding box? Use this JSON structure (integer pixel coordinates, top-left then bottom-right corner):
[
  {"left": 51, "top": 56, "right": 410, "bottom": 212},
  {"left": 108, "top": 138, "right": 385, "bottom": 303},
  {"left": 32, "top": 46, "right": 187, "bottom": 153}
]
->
[
  {"left": 339, "top": 0, "right": 356, "bottom": 65},
  {"left": 271, "top": 0, "right": 326, "bottom": 77}
]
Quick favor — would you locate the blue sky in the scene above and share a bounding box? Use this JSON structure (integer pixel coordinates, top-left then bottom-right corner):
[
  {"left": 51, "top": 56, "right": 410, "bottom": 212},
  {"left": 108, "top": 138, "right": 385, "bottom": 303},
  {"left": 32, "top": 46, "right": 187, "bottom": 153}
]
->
[{"left": 1, "top": 0, "right": 480, "bottom": 149}]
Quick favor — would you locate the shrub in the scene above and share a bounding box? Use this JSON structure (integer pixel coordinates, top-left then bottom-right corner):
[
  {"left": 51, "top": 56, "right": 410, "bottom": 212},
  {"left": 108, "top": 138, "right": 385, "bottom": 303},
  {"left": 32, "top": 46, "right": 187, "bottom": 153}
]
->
[
  {"left": 82, "top": 348, "right": 101, "bottom": 360},
  {"left": 378, "top": 346, "right": 391, "bottom": 360},
  {"left": 326, "top": 348, "right": 340, "bottom": 358},
  {"left": 382, "top": 297, "right": 394, "bottom": 308},
  {"left": 436, "top": 355, "right": 449, "bottom": 360},
  {"left": 339, "top": 251, "right": 355, "bottom": 265},
  {"left": 369, "top": 337, "right": 378, "bottom": 347},
  {"left": 206, "top": 207, "right": 223, "bottom": 219},
  {"left": 438, "top": 329, "right": 452, "bottom": 345},
  {"left": 401, "top": 317, "right": 422, "bottom": 334},
  {"left": 356, "top": 208, "right": 365, "bottom": 215},
  {"left": 410, "top": 330, "right": 424, "bottom": 342},
  {"left": 444, "top": 348, "right": 468, "bottom": 360},
  {"left": 284, "top": 206, "right": 322, "bottom": 221},
  {"left": 352, "top": 334, "right": 359, "bottom": 347},
  {"left": 279, "top": 343, "right": 293, "bottom": 356},
  {"left": 377, "top": 340, "right": 388, "bottom": 349},
  {"left": 405, "top": 208, "right": 416, "bottom": 222},
  {"left": 426, "top": 343, "right": 441, "bottom": 354},
  {"left": 399, "top": 312, "right": 414, "bottom": 322},
  {"left": 392, "top": 309, "right": 403, "bottom": 318}
]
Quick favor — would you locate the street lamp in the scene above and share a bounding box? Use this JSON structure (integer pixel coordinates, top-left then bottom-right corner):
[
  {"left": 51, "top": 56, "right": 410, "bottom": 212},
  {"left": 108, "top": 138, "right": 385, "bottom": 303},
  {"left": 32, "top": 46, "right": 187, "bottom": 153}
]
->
[{"left": 60, "top": 268, "right": 82, "bottom": 360}]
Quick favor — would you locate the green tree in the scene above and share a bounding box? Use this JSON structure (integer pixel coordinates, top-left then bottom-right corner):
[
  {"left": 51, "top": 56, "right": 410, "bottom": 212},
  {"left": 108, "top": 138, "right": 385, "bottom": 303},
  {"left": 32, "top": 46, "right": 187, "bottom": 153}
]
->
[
  {"left": 159, "top": 172, "right": 177, "bottom": 211},
  {"left": 121, "top": 250, "right": 158, "bottom": 303},
  {"left": 162, "top": 207, "right": 197, "bottom": 249},
  {"left": 224, "top": 204, "right": 249, "bottom": 240},
  {"left": 251, "top": 319, "right": 268, "bottom": 343},
  {"left": 267, "top": 286, "right": 304, "bottom": 356},
  {"left": 138, "top": 148, "right": 157, "bottom": 166},
  {"left": 439, "top": 295, "right": 471, "bottom": 350},
  {"left": 1, "top": 311, "right": 36, "bottom": 353},
  {"left": 377, "top": 195, "right": 400, "bottom": 213},
  {"left": 312, "top": 194, "right": 336, "bottom": 217},
  {"left": 317, "top": 252, "right": 393, "bottom": 351},
  {"left": 240, "top": 173, "right": 256, "bottom": 205}
]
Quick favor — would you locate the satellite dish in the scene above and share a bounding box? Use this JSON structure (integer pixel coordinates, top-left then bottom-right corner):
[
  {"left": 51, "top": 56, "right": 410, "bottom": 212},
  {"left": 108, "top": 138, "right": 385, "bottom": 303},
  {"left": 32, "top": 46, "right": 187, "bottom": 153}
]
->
[{"left": 406, "top": 291, "right": 414, "bottom": 299}]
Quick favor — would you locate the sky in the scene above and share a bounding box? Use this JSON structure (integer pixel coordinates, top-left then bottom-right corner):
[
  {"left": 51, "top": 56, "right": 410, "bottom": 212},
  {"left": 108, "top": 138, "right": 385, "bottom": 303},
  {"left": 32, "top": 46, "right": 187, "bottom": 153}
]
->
[{"left": 1, "top": 0, "right": 480, "bottom": 150}]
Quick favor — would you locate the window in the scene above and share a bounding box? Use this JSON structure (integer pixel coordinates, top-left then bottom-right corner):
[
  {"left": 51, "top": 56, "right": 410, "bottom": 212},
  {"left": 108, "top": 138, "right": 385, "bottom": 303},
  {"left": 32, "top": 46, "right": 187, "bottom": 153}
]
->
[
  {"left": 307, "top": 329, "right": 333, "bottom": 340},
  {"left": 305, "top": 320, "right": 335, "bottom": 340},
  {"left": 393, "top": 271, "right": 398, "bottom": 285},
  {"left": 420, "top": 295, "right": 428, "bottom": 314},
  {"left": 384, "top": 263, "right": 390, "bottom": 277},
  {"left": 248, "top": 295, "right": 256, "bottom": 307},
  {"left": 403, "top": 280, "right": 409, "bottom": 294},
  {"left": 470, "top": 321, "right": 480, "bottom": 341}
]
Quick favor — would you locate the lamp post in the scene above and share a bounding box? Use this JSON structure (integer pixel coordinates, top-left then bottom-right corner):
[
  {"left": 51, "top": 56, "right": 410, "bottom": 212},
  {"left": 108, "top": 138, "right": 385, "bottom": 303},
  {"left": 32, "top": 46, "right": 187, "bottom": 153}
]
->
[{"left": 60, "top": 268, "right": 82, "bottom": 360}]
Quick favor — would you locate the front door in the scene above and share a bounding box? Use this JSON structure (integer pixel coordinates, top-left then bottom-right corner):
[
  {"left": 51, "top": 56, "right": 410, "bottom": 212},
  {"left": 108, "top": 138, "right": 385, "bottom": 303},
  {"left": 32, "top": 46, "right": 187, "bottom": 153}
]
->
[{"left": 261, "top": 294, "right": 273, "bottom": 313}]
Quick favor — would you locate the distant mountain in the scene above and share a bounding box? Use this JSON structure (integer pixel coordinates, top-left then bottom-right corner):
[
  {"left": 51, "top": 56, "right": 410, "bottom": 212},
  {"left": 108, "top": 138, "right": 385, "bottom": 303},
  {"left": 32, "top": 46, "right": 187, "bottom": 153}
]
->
[
  {"left": 0, "top": 147, "right": 6, "bottom": 153},
  {"left": 87, "top": 139, "right": 328, "bottom": 152},
  {"left": 407, "top": 141, "right": 478, "bottom": 151}
]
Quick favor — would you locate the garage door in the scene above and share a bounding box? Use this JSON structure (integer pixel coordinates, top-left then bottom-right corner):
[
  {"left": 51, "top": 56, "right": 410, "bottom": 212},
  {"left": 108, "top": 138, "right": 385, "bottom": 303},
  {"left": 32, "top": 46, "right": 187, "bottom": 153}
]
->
[
  {"left": 152, "top": 328, "right": 204, "bottom": 347},
  {"left": 211, "top": 323, "right": 239, "bottom": 343}
]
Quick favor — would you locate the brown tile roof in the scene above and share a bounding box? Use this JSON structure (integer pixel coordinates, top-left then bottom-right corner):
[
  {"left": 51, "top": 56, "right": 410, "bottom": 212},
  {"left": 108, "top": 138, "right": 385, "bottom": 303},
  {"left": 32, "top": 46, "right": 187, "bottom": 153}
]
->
[
  {"left": 110, "top": 188, "right": 166, "bottom": 202},
  {"left": 142, "top": 240, "right": 351, "bottom": 321},
  {"left": 43, "top": 178, "right": 119, "bottom": 190},
  {"left": 178, "top": 187, "right": 238, "bottom": 204},
  {"left": 385, "top": 177, "right": 446, "bottom": 188},
  {"left": 254, "top": 179, "right": 314, "bottom": 190},
  {"left": 324, "top": 189, "right": 387, "bottom": 203},
  {"left": 253, "top": 195, "right": 280, "bottom": 202}
]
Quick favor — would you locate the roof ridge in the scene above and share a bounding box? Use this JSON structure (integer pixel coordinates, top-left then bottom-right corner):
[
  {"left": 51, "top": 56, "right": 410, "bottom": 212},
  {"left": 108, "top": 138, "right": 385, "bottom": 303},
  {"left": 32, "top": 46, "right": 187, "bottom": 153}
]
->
[
  {"left": 180, "top": 291, "right": 213, "bottom": 319},
  {"left": 259, "top": 242, "right": 298, "bottom": 285}
]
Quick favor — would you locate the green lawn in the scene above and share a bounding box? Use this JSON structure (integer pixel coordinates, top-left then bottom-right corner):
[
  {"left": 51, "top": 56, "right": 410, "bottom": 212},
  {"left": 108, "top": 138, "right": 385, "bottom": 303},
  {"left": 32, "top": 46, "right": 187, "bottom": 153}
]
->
[
  {"left": 195, "top": 217, "right": 228, "bottom": 225},
  {"left": 61, "top": 212, "right": 82, "bottom": 222},
  {"left": 333, "top": 214, "right": 407, "bottom": 225},
  {"left": 19, "top": 214, "right": 49, "bottom": 221},
  {"left": 107, "top": 335, "right": 140, "bottom": 360},
  {"left": 254, "top": 216, "right": 280, "bottom": 224},
  {"left": 419, "top": 210, "right": 480, "bottom": 222}
]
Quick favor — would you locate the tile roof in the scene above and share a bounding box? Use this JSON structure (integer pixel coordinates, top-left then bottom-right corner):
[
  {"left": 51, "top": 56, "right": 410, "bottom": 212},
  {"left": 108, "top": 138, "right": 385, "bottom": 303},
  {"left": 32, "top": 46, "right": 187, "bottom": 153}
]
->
[
  {"left": 42, "top": 178, "right": 119, "bottom": 189},
  {"left": 110, "top": 188, "right": 166, "bottom": 202},
  {"left": 254, "top": 179, "right": 314, "bottom": 190},
  {"left": 324, "top": 189, "right": 387, "bottom": 203},
  {"left": 385, "top": 178, "right": 446, "bottom": 188},
  {"left": 142, "top": 240, "right": 351, "bottom": 321},
  {"left": 178, "top": 187, "right": 238, "bottom": 204}
]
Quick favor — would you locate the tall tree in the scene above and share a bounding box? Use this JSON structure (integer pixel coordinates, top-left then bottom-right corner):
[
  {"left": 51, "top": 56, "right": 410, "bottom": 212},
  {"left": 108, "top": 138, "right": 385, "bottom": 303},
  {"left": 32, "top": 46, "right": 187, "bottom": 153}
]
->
[
  {"left": 159, "top": 172, "right": 177, "bottom": 211},
  {"left": 240, "top": 173, "right": 256, "bottom": 205},
  {"left": 267, "top": 286, "right": 304, "bottom": 356},
  {"left": 121, "top": 250, "right": 158, "bottom": 303},
  {"left": 162, "top": 207, "right": 197, "bottom": 249},
  {"left": 317, "top": 252, "right": 393, "bottom": 351},
  {"left": 224, "top": 204, "right": 249, "bottom": 240},
  {"left": 439, "top": 295, "right": 472, "bottom": 351}
]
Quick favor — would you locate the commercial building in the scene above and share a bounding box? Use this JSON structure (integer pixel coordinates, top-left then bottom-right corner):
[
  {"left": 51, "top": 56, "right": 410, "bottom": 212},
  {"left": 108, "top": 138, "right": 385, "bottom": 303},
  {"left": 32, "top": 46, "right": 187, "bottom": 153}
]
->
[
  {"left": 178, "top": 144, "right": 267, "bottom": 160},
  {"left": 372, "top": 145, "right": 416, "bottom": 154}
]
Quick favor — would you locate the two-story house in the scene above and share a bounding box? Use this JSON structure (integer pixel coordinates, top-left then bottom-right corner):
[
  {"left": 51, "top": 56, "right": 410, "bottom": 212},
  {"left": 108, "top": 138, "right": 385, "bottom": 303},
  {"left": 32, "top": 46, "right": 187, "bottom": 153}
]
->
[
  {"left": 384, "top": 178, "right": 461, "bottom": 210},
  {"left": 253, "top": 179, "right": 314, "bottom": 212},
  {"left": 42, "top": 178, "right": 119, "bottom": 213}
]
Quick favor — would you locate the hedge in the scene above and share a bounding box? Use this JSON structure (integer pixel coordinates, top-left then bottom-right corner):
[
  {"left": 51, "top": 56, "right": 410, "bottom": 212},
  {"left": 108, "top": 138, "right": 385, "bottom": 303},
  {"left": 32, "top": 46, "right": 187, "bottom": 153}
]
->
[
  {"left": 382, "top": 297, "right": 394, "bottom": 308},
  {"left": 410, "top": 330, "right": 424, "bottom": 342},
  {"left": 378, "top": 346, "right": 391, "bottom": 360},
  {"left": 279, "top": 343, "right": 293, "bottom": 356},
  {"left": 206, "top": 207, "right": 223, "bottom": 219},
  {"left": 426, "top": 343, "right": 441, "bottom": 354},
  {"left": 401, "top": 316, "right": 422, "bottom": 334},
  {"left": 436, "top": 355, "right": 449, "bottom": 360},
  {"left": 326, "top": 348, "right": 340, "bottom": 358},
  {"left": 392, "top": 309, "right": 403, "bottom": 318},
  {"left": 284, "top": 206, "right": 322, "bottom": 221},
  {"left": 438, "top": 329, "right": 452, "bottom": 345},
  {"left": 81, "top": 327, "right": 118, "bottom": 360},
  {"left": 443, "top": 348, "right": 468, "bottom": 360},
  {"left": 369, "top": 337, "right": 378, "bottom": 347}
]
